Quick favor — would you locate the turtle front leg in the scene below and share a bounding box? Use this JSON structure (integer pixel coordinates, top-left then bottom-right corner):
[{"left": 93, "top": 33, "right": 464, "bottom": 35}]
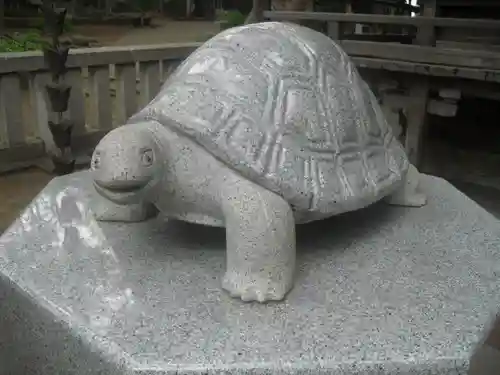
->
[
  {"left": 385, "top": 164, "right": 427, "bottom": 207},
  {"left": 221, "top": 179, "right": 296, "bottom": 303}
]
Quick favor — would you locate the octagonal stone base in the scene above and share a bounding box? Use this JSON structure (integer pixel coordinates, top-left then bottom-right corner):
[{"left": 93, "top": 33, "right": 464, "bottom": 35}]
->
[{"left": 1, "top": 171, "right": 500, "bottom": 375}]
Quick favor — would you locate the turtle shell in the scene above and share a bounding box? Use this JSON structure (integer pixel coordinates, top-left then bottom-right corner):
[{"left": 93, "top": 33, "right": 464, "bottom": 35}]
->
[{"left": 130, "top": 21, "right": 409, "bottom": 220}]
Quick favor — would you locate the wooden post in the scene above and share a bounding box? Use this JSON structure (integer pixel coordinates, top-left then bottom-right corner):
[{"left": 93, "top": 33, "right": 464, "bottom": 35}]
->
[
  {"left": 343, "top": 0, "right": 354, "bottom": 36},
  {"left": 416, "top": 0, "right": 437, "bottom": 46},
  {"left": 105, "top": 0, "right": 113, "bottom": 16},
  {"left": 405, "top": 78, "right": 430, "bottom": 167},
  {"left": 404, "top": 0, "right": 435, "bottom": 167},
  {"left": 345, "top": 0, "right": 352, "bottom": 13}
]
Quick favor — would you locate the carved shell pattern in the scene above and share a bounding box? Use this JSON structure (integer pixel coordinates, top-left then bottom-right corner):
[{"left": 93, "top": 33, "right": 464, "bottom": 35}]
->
[{"left": 131, "top": 22, "right": 409, "bottom": 218}]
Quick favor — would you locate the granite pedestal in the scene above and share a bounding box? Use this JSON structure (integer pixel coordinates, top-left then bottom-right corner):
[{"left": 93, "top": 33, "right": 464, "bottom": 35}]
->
[{"left": 1, "top": 171, "right": 500, "bottom": 375}]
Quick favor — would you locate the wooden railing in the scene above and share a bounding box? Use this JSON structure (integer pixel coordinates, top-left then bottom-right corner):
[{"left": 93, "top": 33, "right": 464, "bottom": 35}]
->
[
  {"left": 0, "top": 43, "right": 200, "bottom": 173},
  {"left": 261, "top": 10, "right": 500, "bottom": 79},
  {"left": 255, "top": 8, "right": 500, "bottom": 165},
  {"left": 3, "top": 10, "right": 500, "bottom": 172}
]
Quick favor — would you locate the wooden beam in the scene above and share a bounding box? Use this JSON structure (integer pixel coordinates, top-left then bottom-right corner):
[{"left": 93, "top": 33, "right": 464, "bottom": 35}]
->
[
  {"left": 1, "top": 42, "right": 499, "bottom": 82},
  {"left": 0, "top": 44, "right": 199, "bottom": 74},
  {"left": 340, "top": 40, "right": 500, "bottom": 70},
  {"left": 263, "top": 11, "right": 500, "bottom": 30},
  {"left": 354, "top": 56, "right": 500, "bottom": 83},
  {"left": 436, "top": 40, "right": 500, "bottom": 52}
]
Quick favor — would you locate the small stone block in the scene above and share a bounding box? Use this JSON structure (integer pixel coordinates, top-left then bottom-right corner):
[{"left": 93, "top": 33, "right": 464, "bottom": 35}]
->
[
  {"left": 439, "top": 88, "right": 462, "bottom": 100},
  {"left": 427, "top": 98, "right": 458, "bottom": 117},
  {"left": 1, "top": 172, "right": 500, "bottom": 374}
]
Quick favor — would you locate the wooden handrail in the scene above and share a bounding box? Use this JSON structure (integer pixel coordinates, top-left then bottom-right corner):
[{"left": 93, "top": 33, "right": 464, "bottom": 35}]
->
[
  {"left": 341, "top": 40, "right": 500, "bottom": 70},
  {"left": 0, "top": 43, "right": 200, "bottom": 74},
  {"left": 263, "top": 11, "right": 500, "bottom": 30}
]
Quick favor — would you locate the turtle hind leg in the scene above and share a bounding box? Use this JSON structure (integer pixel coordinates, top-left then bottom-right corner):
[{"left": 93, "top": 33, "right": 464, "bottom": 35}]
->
[
  {"left": 385, "top": 164, "right": 427, "bottom": 207},
  {"left": 221, "top": 178, "right": 296, "bottom": 303}
]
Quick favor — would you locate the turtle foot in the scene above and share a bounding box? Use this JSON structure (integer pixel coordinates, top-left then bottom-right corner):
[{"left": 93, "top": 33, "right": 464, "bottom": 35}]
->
[
  {"left": 385, "top": 164, "right": 427, "bottom": 208},
  {"left": 387, "top": 192, "right": 427, "bottom": 207},
  {"left": 222, "top": 271, "right": 292, "bottom": 303}
]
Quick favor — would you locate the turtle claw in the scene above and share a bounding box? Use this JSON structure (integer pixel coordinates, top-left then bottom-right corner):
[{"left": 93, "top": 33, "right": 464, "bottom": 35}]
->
[{"left": 222, "top": 271, "right": 290, "bottom": 303}]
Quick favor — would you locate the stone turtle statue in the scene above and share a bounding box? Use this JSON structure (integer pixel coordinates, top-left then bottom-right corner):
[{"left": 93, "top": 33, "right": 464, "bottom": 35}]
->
[{"left": 91, "top": 21, "right": 427, "bottom": 303}]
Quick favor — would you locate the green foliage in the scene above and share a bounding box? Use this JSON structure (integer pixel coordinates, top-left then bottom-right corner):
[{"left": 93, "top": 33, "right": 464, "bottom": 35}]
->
[
  {"left": 132, "top": 0, "right": 157, "bottom": 12},
  {"left": 216, "top": 9, "right": 246, "bottom": 30},
  {"left": 0, "top": 31, "right": 49, "bottom": 53}
]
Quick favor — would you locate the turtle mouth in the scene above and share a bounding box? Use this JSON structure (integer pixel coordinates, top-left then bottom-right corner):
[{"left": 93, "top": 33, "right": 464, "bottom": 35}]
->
[
  {"left": 102, "top": 184, "right": 143, "bottom": 193},
  {"left": 93, "top": 181, "right": 149, "bottom": 204}
]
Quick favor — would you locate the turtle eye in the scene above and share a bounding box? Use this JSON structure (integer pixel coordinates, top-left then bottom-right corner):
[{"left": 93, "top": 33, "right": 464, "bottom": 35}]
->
[
  {"left": 141, "top": 149, "right": 154, "bottom": 167},
  {"left": 92, "top": 152, "right": 100, "bottom": 170}
]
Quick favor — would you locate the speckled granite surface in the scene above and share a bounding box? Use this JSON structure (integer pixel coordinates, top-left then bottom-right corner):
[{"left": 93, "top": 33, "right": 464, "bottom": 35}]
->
[{"left": 1, "top": 171, "right": 500, "bottom": 375}]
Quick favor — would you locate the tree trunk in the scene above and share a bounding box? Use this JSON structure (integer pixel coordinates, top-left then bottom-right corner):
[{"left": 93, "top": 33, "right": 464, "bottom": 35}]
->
[
  {"left": 0, "top": 0, "right": 4, "bottom": 34},
  {"left": 105, "top": 0, "right": 113, "bottom": 15}
]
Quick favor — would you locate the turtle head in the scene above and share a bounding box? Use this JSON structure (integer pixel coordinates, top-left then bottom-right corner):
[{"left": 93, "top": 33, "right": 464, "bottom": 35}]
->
[{"left": 91, "top": 123, "right": 163, "bottom": 205}]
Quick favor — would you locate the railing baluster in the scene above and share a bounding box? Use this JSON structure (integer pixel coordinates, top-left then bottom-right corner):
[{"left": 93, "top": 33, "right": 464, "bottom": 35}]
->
[
  {"left": 161, "top": 60, "right": 180, "bottom": 83},
  {"left": 114, "top": 63, "right": 137, "bottom": 126},
  {"left": 139, "top": 61, "right": 161, "bottom": 108},
  {"left": 327, "top": 21, "right": 340, "bottom": 40},
  {"left": 1, "top": 74, "right": 25, "bottom": 147},
  {"left": 88, "top": 66, "right": 112, "bottom": 131},
  {"left": 0, "top": 44, "right": 198, "bottom": 169},
  {"left": 65, "top": 68, "right": 87, "bottom": 136}
]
